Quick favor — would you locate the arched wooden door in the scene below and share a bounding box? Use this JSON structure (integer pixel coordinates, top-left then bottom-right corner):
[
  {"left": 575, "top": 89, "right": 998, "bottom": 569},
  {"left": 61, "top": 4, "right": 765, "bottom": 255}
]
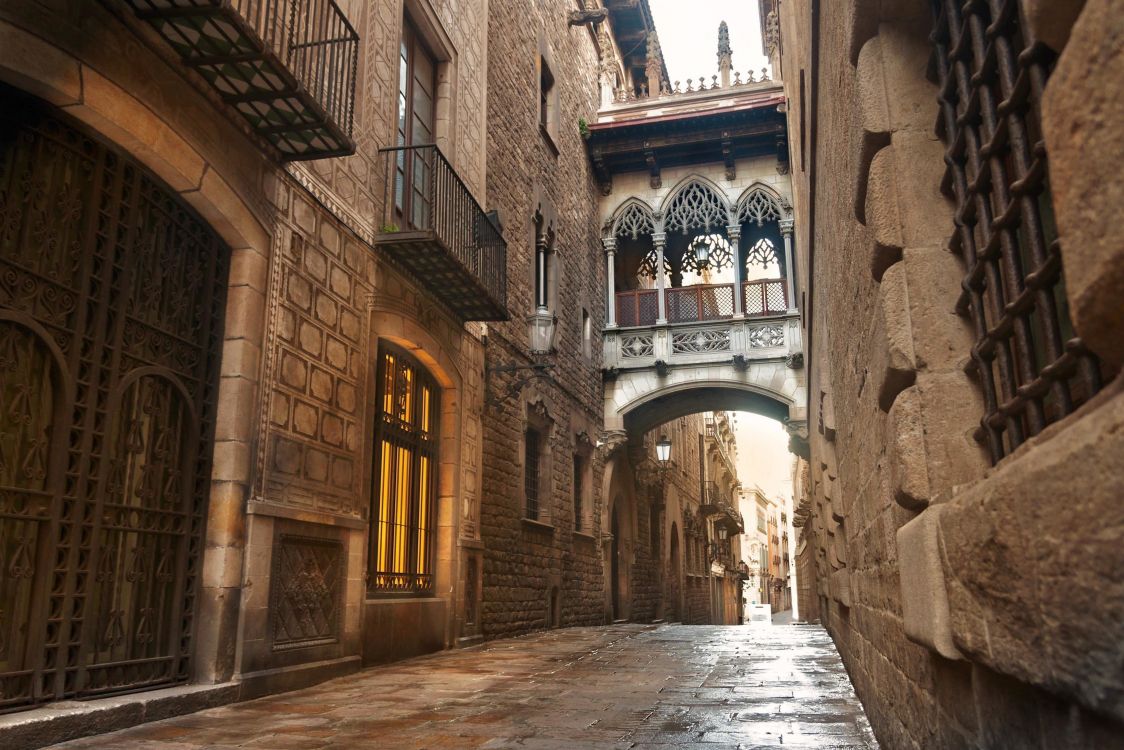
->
[{"left": 0, "top": 89, "right": 229, "bottom": 710}]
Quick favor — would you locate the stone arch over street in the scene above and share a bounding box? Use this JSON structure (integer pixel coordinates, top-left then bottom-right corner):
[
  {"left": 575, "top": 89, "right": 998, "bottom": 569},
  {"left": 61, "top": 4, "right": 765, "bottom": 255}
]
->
[{"left": 604, "top": 357, "right": 806, "bottom": 438}]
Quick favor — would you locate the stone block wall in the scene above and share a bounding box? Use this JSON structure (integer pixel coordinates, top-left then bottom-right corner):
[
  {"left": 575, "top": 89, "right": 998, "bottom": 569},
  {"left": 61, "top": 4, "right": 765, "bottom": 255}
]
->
[
  {"left": 0, "top": 0, "right": 498, "bottom": 699},
  {"left": 478, "top": 0, "right": 609, "bottom": 639},
  {"left": 779, "top": 0, "right": 1124, "bottom": 746}
]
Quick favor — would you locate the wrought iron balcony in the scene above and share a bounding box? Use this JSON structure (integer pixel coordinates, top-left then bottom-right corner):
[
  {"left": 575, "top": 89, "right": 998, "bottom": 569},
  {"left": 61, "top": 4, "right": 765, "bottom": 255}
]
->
[
  {"left": 374, "top": 145, "right": 508, "bottom": 321},
  {"left": 124, "top": 0, "right": 358, "bottom": 160},
  {"left": 701, "top": 481, "right": 726, "bottom": 515},
  {"left": 715, "top": 503, "right": 744, "bottom": 535}
]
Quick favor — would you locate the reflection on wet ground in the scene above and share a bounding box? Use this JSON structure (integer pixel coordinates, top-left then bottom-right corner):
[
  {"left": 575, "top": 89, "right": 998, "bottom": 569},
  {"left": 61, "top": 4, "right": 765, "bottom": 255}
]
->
[{"left": 54, "top": 624, "right": 877, "bottom": 749}]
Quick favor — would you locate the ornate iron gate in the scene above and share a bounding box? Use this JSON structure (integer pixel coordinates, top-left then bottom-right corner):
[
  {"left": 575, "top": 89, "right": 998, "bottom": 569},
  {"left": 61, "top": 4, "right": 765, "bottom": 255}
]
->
[{"left": 0, "top": 91, "right": 228, "bottom": 710}]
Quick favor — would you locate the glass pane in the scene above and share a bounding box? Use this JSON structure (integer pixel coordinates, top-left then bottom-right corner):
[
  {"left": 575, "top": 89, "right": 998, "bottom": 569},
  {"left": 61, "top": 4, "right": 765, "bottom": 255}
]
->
[
  {"left": 394, "top": 445, "right": 412, "bottom": 575},
  {"left": 382, "top": 354, "right": 395, "bottom": 415},
  {"left": 377, "top": 440, "right": 394, "bottom": 576},
  {"left": 416, "top": 455, "right": 430, "bottom": 574}
]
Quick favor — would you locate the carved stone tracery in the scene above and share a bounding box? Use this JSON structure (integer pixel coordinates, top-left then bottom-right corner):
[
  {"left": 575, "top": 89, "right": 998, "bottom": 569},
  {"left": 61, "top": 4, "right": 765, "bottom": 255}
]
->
[{"left": 664, "top": 182, "right": 728, "bottom": 234}]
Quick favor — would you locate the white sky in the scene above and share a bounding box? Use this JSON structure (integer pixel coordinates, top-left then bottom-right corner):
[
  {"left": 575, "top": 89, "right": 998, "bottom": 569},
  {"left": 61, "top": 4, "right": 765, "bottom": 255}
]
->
[
  {"left": 648, "top": 0, "right": 770, "bottom": 85},
  {"left": 647, "top": 2, "right": 787, "bottom": 501},
  {"left": 730, "top": 412, "right": 793, "bottom": 502}
]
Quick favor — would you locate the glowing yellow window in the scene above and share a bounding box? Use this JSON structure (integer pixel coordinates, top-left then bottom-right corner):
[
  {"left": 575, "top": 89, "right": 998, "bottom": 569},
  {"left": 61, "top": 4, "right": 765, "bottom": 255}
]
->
[{"left": 368, "top": 342, "right": 439, "bottom": 595}]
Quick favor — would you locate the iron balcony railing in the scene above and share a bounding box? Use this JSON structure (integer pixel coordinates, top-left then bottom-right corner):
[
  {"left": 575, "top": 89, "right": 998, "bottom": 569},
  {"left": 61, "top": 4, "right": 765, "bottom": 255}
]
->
[
  {"left": 702, "top": 481, "right": 726, "bottom": 513},
  {"left": 375, "top": 144, "right": 508, "bottom": 321},
  {"left": 125, "top": 0, "right": 359, "bottom": 159}
]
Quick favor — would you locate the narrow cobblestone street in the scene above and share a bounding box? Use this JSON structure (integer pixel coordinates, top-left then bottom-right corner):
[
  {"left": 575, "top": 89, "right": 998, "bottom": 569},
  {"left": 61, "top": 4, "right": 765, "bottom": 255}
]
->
[{"left": 52, "top": 625, "right": 875, "bottom": 750}]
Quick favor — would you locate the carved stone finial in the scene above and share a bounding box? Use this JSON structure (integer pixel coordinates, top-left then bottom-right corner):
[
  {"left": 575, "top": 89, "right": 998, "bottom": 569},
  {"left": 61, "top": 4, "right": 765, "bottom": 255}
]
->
[
  {"left": 764, "top": 9, "right": 780, "bottom": 57},
  {"left": 646, "top": 30, "right": 662, "bottom": 64},
  {"left": 645, "top": 31, "right": 663, "bottom": 97},
  {"left": 717, "top": 21, "right": 733, "bottom": 67}
]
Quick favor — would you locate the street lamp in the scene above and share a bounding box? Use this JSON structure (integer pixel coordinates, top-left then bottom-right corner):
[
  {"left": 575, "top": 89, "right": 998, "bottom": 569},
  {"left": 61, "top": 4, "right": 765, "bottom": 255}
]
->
[
  {"left": 716, "top": 525, "right": 728, "bottom": 541},
  {"left": 693, "top": 236, "right": 711, "bottom": 270},
  {"left": 656, "top": 434, "right": 671, "bottom": 465}
]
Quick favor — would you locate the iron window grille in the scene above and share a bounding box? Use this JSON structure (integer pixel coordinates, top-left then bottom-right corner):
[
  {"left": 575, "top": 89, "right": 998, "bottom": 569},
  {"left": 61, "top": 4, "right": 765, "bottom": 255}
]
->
[
  {"left": 573, "top": 453, "right": 585, "bottom": 533},
  {"left": 932, "top": 0, "right": 1105, "bottom": 464},
  {"left": 524, "top": 428, "right": 541, "bottom": 520}
]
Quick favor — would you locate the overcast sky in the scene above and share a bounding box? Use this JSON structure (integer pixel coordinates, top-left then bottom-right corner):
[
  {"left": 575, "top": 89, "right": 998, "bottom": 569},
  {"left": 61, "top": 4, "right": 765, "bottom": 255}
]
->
[
  {"left": 648, "top": 0, "right": 771, "bottom": 85},
  {"left": 730, "top": 413, "right": 794, "bottom": 503}
]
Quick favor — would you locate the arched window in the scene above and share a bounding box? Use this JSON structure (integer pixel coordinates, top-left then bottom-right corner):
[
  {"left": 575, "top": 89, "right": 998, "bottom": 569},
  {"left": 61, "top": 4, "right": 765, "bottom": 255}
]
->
[
  {"left": 369, "top": 342, "right": 440, "bottom": 595},
  {"left": 663, "top": 180, "right": 728, "bottom": 235}
]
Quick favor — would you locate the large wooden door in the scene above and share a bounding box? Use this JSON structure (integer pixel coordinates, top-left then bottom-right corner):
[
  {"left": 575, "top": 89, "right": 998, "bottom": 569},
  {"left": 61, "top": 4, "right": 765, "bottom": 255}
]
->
[{"left": 0, "top": 90, "right": 228, "bottom": 710}]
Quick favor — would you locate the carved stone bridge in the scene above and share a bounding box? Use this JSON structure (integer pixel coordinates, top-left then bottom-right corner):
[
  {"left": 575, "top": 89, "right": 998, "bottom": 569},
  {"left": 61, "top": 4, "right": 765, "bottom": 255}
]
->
[{"left": 602, "top": 310, "right": 806, "bottom": 436}]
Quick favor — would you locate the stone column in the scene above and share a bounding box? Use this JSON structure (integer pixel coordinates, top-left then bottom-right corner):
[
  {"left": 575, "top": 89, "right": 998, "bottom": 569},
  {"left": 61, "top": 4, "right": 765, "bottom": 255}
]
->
[
  {"left": 604, "top": 236, "right": 618, "bottom": 328},
  {"left": 727, "top": 224, "right": 743, "bottom": 317},
  {"left": 653, "top": 231, "right": 668, "bottom": 325},
  {"left": 780, "top": 218, "right": 796, "bottom": 310}
]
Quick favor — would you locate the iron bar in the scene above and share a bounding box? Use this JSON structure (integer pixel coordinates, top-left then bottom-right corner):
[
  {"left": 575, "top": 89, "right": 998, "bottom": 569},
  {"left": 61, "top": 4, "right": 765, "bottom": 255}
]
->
[
  {"left": 377, "top": 144, "right": 508, "bottom": 318},
  {"left": 931, "top": 0, "right": 1104, "bottom": 463}
]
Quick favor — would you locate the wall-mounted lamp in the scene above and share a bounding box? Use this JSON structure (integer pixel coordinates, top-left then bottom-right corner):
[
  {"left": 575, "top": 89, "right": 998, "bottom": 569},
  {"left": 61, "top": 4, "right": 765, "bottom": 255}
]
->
[{"left": 656, "top": 434, "right": 672, "bottom": 465}]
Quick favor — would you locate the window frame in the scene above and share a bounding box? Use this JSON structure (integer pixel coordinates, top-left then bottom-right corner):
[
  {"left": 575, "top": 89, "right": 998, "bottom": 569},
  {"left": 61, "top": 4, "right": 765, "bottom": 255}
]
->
[
  {"left": 537, "top": 46, "right": 560, "bottom": 152},
  {"left": 523, "top": 404, "right": 554, "bottom": 525},
  {"left": 393, "top": 19, "right": 439, "bottom": 231},
  {"left": 524, "top": 426, "right": 543, "bottom": 521}
]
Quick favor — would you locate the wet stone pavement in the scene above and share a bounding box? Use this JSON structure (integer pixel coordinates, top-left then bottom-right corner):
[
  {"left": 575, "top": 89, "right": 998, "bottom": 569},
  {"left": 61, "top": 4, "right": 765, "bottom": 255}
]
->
[{"left": 52, "top": 624, "right": 877, "bottom": 749}]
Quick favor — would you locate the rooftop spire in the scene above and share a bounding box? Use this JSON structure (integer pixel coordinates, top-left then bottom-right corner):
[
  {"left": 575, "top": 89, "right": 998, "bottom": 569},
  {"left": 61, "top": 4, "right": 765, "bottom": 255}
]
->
[{"left": 717, "top": 21, "right": 733, "bottom": 86}]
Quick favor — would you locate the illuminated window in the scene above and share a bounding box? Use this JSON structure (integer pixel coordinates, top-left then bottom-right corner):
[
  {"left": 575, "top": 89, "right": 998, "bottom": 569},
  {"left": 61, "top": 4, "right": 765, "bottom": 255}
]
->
[{"left": 369, "top": 342, "right": 439, "bottom": 595}]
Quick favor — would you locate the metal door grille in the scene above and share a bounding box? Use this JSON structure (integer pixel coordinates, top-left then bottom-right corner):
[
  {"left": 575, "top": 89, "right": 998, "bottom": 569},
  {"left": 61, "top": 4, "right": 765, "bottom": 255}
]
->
[
  {"left": 0, "top": 92, "right": 228, "bottom": 710},
  {"left": 931, "top": 0, "right": 1104, "bottom": 463}
]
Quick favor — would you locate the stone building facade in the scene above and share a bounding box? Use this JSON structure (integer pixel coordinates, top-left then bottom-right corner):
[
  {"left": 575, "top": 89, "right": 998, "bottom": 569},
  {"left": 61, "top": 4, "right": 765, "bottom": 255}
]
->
[
  {"left": 0, "top": 0, "right": 662, "bottom": 741},
  {"left": 474, "top": 0, "right": 617, "bottom": 640},
  {"left": 0, "top": 0, "right": 504, "bottom": 712},
  {"left": 773, "top": 0, "right": 1124, "bottom": 746}
]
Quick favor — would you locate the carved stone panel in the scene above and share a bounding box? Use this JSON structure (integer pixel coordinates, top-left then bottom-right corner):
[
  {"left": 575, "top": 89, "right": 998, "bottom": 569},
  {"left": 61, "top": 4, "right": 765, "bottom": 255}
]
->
[
  {"left": 269, "top": 535, "right": 344, "bottom": 651},
  {"left": 257, "top": 184, "right": 375, "bottom": 518}
]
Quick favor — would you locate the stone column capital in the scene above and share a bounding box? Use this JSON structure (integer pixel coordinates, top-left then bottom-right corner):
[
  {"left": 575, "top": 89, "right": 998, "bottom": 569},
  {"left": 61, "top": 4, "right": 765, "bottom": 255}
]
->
[
  {"left": 725, "top": 224, "right": 742, "bottom": 240},
  {"left": 651, "top": 232, "right": 667, "bottom": 248},
  {"left": 779, "top": 219, "right": 794, "bottom": 236},
  {"left": 602, "top": 236, "right": 618, "bottom": 253}
]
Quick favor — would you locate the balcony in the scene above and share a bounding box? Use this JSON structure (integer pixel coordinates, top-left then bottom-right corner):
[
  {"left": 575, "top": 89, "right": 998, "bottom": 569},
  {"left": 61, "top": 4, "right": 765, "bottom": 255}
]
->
[
  {"left": 715, "top": 504, "right": 744, "bottom": 535},
  {"left": 705, "top": 417, "right": 737, "bottom": 475},
  {"left": 374, "top": 145, "right": 508, "bottom": 321},
  {"left": 124, "top": 0, "right": 358, "bottom": 160},
  {"left": 701, "top": 481, "right": 725, "bottom": 514}
]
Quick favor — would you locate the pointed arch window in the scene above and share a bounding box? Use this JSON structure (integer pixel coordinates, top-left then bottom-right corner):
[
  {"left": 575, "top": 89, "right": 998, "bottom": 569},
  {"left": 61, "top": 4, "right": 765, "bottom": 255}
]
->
[
  {"left": 664, "top": 181, "right": 728, "bottom": 235},
  {"left": 369, "top": 342, "right": 440, "bottom": 595},
  {"left": 737, "top": 189, "right": 783, "bottom": 227}
]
